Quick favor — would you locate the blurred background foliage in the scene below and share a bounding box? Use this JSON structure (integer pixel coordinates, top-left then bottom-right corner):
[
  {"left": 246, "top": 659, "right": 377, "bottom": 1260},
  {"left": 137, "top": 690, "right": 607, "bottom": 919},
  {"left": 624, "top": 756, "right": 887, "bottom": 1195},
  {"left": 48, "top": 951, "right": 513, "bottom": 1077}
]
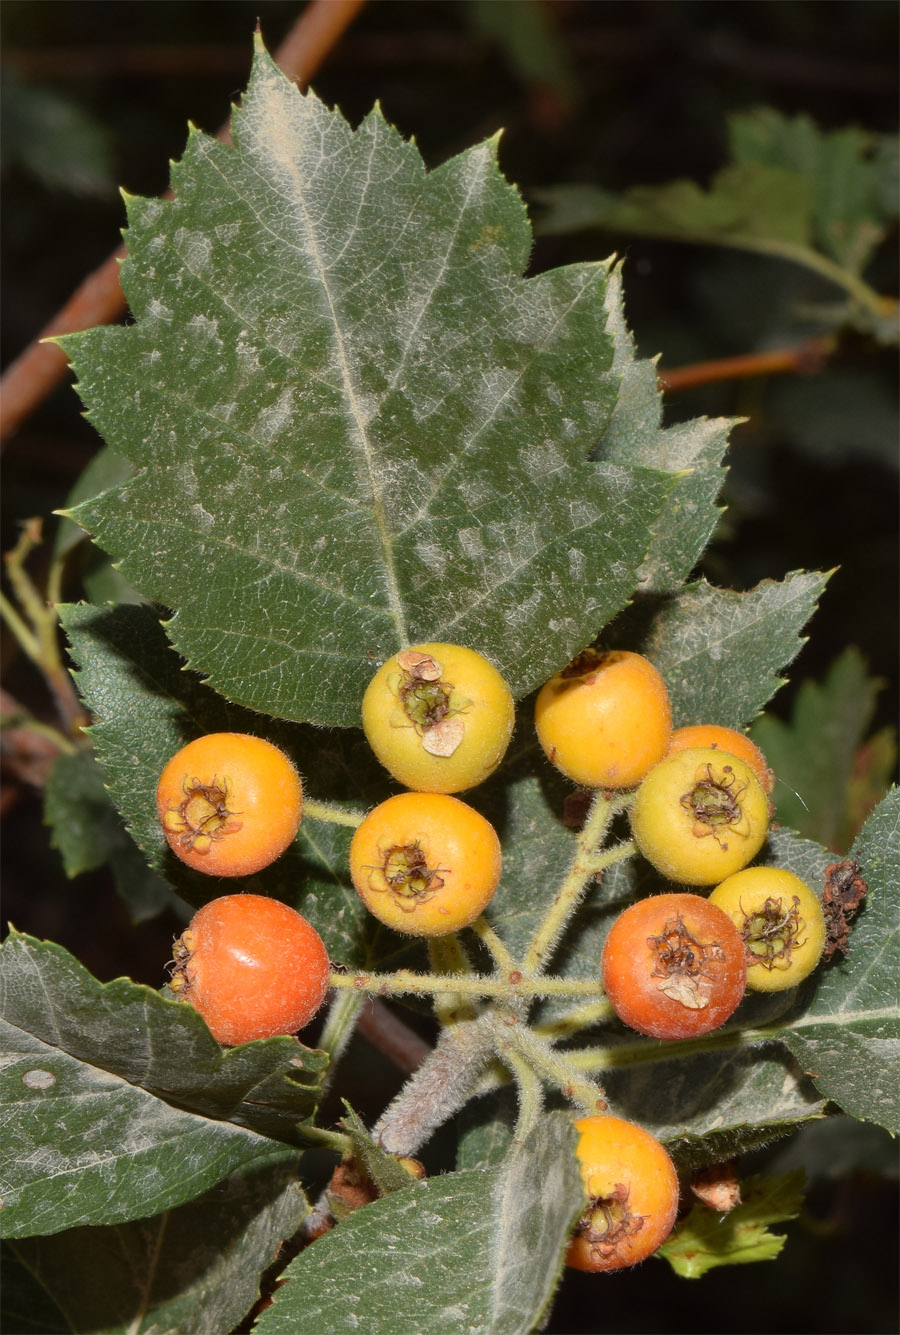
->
[{"left": 1, "top": 3, "right": 897, "bottom": 1332}]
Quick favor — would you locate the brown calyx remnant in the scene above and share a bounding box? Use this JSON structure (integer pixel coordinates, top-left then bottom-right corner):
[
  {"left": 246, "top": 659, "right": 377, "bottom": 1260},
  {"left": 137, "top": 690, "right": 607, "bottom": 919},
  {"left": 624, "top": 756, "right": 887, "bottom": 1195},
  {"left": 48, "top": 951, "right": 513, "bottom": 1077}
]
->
[
  {"left": 395, "top": 651, "right": 466, "bottom": 757},
  {"left": 647, "top": 914, "right": 725, "bottom": 1010},
  {"left": 370, "top": 842, "right": 445, "bottom": 912},
  {"left": 560, "top": 647, "right": 621, "bottom": 681},
  {"left": 690, "top": 1160, "right": 741, "bottom": 1213},
  {"left": 681, "top": 763, "right": 748, "bottom": 849},
  {"left": 161, "top": 774, "right": 242, "bottom": 854},
  {"left": 167, "top": 929, "right": 196, "bottom": 995},
  {"left": 742, "top": 895, "right": 804, "bottom": 971},
  {"left": 822, "top": 859, "right": 868, "bottom": 959},
  {"left": 575, "top": 1183, "right": 645, "bottom": 1264}
]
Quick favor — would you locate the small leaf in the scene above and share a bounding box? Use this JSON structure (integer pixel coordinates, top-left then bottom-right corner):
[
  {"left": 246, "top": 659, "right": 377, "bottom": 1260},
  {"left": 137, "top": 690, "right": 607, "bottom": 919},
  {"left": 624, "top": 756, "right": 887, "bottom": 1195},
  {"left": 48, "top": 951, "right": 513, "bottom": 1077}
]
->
[
  {"left": 659, "top": 1171, "right": 804, "bottom": 1278},
  {"left": 0, "top": 931, "right": 325, "bottom": 1237},
  {"left": 64, "top": 42, "right": 670, "bottom": 728},
  {"left": 254, "top": 1114, "right": 583, "bottom": 1335},
  {"left": 44, "top": 748, "right": 180, "bottom": 923},
  {"left": 2, "top": 1163, "right": 307, "bottom": 1335},
  {"left": 751, "top": 647, "right": 895, "bottom": 850},
  {"left": 339, "top": 1103, "right": 416, "bottom": 1196}
]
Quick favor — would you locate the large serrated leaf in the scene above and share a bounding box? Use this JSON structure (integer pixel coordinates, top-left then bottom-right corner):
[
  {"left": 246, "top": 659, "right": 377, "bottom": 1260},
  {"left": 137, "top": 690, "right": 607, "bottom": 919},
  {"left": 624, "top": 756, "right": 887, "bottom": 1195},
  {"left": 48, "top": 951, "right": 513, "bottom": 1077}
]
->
[
  {"left": 255, "top": 1114, "right": 582, "bottom": 1335},
  {"left": 1, "top": 1163, "right": 306, "bottom": 1334},
  {"left": 594, "top": 265, "right": 732, "bottom": 593},
  {"left": 62, "top": 41, "right": 671, "bottom": 727},
  {"left": 0, "top": 932, "right": 325, "bottom": 1237}
]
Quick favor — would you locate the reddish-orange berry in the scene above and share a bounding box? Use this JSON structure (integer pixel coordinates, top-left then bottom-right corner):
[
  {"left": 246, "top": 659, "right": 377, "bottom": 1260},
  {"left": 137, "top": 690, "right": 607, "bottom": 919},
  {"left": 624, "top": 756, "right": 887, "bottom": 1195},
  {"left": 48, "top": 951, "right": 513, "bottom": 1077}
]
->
[
  {"left": 170, "top": 894, "right": 329, "bottom": 1044},
  {"left": 567, "top": 1115, "right": 679, "bottom": 1272},
  {"left": 601, "top": 893, "right": 747, "bottom": 1040},
  {"left": 157, "top": 733, "right": 302, "bottom": 877},
  {"left": 534, "top": 650, "right": 671, "bottom": 789}
]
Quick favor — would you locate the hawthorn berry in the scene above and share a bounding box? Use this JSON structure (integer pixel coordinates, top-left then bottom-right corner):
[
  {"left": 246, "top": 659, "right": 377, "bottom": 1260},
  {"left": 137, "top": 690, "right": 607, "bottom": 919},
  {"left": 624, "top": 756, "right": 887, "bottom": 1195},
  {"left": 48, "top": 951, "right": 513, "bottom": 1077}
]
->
[
  {"left": 361, "top": 643, "right": 514, "bottom": 794},
  {"left": 629, "top": 747, "right": 769, "bottom": 884},
  {"left": 534, "top": 649, "right": 671, "bottom": 789},
  {"left": 170, "top": 894, "right": 329, "bottom": 1044},
  {"left": 601, "top": 893, "right": 747, "bottom": 1039},
  {"left": 709, "top": 867, "right": 827, "bottom": 991},
  {"left": 666, "top": 724, "right": 774, "bottom": 795},
  {"left": 567, "top": 1115, "right": 679, "bottom": 1272},
  {"left": 348, "top": 791, "right": 501, "bottom": 936},
  {"left": 156, "top": 733, "right": 302, "bottom": 877}
]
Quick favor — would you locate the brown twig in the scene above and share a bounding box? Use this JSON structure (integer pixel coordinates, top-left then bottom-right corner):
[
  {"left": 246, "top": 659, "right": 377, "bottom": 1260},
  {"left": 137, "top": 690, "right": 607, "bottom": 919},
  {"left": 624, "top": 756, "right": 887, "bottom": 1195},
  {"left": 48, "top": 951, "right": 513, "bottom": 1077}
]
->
[
  {"left": 657, "top": 335, "right": 835, "bottom": 394},
  {"left": 356, "top": 998, "right": 432, "bottom": 1076},
  {"left": 0, "top": 0, "right": 368, "bottom": 445}
]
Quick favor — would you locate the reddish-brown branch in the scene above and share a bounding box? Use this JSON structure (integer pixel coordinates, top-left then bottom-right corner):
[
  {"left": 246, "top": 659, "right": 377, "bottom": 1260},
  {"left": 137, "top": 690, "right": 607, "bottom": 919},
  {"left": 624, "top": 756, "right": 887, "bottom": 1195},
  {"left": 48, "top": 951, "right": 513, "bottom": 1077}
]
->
[
  {"left": 356, "top": 998, "right": 432, "bottom": 1076},
  {"left": 657, "top": 335, "right": 834, "bottom": 394},
  {"left": 0, "top": 0, "right": 368, "bottom": 445}
]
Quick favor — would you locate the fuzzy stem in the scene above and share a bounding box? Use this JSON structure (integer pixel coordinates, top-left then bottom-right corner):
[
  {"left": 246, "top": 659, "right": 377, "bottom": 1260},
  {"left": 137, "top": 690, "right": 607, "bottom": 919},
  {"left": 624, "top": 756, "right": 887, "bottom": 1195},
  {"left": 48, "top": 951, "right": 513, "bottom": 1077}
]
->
[
  {"left": 568, "top": 1023, "right": 775, "bottom": 1074},
  {"left": 492, "top": 1015, "right": 608, "bottom": 1117},
  {"left": 304, "top": 799, "right": 365, "bottom": 828},
  {"left": 523, "top": 791, "right": 630, "bottom": 976},
  {"left": 428, "top": 934, "right": 479, "bottom": 1026},
  {"left": 373, "top": 1019, "right": 494, "bottom": 1156},
  {"left": 533, "top": 998, "right": 615, "bottom": 1042},
  {"left": 503, "top": 1046, "right": 544, "bottom": 1141},
  {"left": 468, "top": 915, "right": 516, "bottom": 974},
  {"left": 328, "top": 969, "right": 605, "bottom": 1000},
  {"left": 316, "top": 987, "right": 365, "bottom": 1094}
]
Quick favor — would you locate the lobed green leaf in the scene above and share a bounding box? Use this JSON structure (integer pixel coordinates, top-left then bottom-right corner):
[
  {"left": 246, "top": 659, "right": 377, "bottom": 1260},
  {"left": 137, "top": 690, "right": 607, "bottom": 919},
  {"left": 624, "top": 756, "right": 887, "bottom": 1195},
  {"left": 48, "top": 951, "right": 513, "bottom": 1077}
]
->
[
  {"left": 0, "top": 932, "right": 325, "bottom": 1236},
  {"left": 63, "top": 42, "right": 671, "bottom": 728}
]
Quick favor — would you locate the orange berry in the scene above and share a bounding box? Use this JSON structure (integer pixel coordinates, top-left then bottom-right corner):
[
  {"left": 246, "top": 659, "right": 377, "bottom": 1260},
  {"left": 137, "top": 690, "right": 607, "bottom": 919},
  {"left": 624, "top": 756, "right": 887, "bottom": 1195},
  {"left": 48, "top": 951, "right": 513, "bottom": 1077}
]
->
[
  {"left": 667, "top": 724, "right": 774, "bottom": 795},
  {"left": 157, "top": 733, "right": 302, "bottom": 877},
  {"left": 567, "top": 1115, "right": 679, "bottom": 1272},
  {"left": 535, "top": 650, "right": 671, "bottom": 789},
  {"left": 349, "top": 792, "right": 501, "bottom": 936},
  {"left": 601, "top": 893, "right": 747, "bottom": 1040}
]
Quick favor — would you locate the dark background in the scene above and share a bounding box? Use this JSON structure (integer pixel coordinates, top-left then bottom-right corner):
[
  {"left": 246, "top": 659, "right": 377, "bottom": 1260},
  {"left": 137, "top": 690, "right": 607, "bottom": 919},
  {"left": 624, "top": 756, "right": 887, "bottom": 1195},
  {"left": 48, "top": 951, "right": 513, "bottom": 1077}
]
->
[{"left": 2, "top": 4, "right": 897, "bottom": 1332}]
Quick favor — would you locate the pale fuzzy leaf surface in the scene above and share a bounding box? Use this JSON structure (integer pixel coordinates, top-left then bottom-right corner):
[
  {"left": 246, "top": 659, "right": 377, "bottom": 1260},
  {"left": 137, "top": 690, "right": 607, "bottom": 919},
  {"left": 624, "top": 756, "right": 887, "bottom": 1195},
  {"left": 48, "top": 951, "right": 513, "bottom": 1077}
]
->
[
  {"left": 255, "top": 1115, "right": 582, "bottom": 1335},
  {"left": 622, "top": 572, "right": 831, "bottom": 727},
  {"left": 659, "top": 1171, "right": 804, "bottom": 1279},
  {"left": 779, "top": 789, "right": 900, "bottom": 1133},
  {"left": 751, "top": 646, "right": 892, "bottom": 850},
  {"left": 1, "top": 1164, "right": 306, "bottom": 1334},
  {"left": 59, "top": 601, "right": 378, "bottom": 964},
  {"left": 594, "top": 266, "right": 732, "bottom": 593},
  {"left": 44, "top": 748, "right": 180, "bottom": 924},
  {"left": 0, "top": 932, "right": 326, "bottom": 1237},
  {"left": 64, "top": 43, "right": 670, "bottom": 728}
]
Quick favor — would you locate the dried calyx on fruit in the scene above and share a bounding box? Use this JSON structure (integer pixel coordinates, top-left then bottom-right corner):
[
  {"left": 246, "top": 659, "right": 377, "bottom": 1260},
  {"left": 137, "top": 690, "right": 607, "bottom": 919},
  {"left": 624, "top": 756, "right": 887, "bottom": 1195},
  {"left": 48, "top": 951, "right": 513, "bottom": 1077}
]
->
[{"left": 361, "top": 643, "right": 514, "bottom": 794}]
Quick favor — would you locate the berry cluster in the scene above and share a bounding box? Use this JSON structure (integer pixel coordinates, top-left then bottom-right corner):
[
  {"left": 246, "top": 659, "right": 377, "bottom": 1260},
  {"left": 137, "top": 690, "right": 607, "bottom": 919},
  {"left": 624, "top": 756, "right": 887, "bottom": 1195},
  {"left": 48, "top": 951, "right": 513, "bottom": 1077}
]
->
[{"left": 156, "top": 639, "right": 830, "bottom": 1273}]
